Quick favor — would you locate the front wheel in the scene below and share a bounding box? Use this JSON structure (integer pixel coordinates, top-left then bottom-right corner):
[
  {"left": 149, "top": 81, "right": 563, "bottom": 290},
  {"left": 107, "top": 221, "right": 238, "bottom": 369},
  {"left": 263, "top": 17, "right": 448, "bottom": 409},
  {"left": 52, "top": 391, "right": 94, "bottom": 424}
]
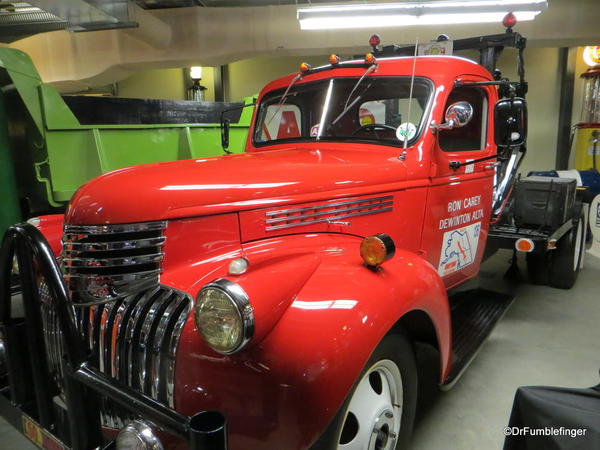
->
[{"left": 312, "top": 334, "right": 417, "bottom": 450}]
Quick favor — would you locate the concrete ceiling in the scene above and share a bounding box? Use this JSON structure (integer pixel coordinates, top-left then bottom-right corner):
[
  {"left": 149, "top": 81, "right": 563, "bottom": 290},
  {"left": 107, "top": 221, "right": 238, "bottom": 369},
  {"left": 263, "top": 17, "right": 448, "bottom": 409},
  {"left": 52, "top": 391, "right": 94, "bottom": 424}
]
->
[
  {"left": 0, "top": 2, "right": 67, "bottom": 42},
  {"left": 7, "top": 0, "right": 600, "bottom": 92},
  {"left": 0, "top": 0, "right": 361, "bottom": 43},
  {"left": 138, "top": 1, "right": 348, "bottom": 7}
]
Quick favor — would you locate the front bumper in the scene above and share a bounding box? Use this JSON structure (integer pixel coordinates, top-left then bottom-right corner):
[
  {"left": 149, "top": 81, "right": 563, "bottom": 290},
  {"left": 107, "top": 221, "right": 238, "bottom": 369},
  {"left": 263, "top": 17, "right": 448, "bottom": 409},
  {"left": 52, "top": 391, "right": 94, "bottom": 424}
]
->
[{"left": 0, "top": 224, "right": 228, "bottom": 450}]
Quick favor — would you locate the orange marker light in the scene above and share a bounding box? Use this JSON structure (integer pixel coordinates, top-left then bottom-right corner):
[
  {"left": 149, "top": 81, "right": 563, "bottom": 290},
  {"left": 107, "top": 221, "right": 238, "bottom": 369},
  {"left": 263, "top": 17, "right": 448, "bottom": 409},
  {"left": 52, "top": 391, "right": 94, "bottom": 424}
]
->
[
  {"left": 360, "top": 234, "right": 395, "bottom": 267},
  {"left": 329, "top": 54, "right": 340, "bottom": 65},
  {"left": 364, "top": 53, "right": 376, "bottom": 65},
  {"left": 515, "top": 238, "right": 534, "bottom": 253},
  {"left": 300, "top": 62, "right": 311, "bottom": 73}
]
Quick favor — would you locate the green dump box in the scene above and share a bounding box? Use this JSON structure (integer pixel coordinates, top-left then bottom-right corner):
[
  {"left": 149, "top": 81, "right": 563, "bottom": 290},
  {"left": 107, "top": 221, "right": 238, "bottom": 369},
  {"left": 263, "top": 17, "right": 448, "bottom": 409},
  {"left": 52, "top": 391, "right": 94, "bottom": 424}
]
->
[{"left": 0, "top": 47, "right": 254, "bottom": 233}]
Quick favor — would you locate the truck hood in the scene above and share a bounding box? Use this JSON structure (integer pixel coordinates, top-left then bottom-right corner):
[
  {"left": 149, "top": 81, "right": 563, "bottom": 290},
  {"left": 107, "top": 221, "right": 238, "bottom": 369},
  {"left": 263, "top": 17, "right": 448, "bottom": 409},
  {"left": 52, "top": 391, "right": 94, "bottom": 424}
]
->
[{"left": 66, "top": 146, "right": 406, "bottom": 225}]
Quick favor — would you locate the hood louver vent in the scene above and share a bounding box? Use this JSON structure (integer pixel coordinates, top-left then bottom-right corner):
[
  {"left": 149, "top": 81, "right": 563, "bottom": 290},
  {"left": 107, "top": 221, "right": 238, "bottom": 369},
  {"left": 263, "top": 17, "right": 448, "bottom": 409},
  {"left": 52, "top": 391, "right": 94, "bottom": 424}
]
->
[{"left": 265, "top": 195, "right": 393, "bottom": 231}]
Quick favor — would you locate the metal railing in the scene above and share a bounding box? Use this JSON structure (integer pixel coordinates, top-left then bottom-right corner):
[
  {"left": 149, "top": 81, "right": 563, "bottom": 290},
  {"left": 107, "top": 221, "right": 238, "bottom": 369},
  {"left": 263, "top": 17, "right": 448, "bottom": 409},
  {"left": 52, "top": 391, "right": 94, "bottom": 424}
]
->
[{"left": 0, "top": 223, "right": 227, "bottom": 450}]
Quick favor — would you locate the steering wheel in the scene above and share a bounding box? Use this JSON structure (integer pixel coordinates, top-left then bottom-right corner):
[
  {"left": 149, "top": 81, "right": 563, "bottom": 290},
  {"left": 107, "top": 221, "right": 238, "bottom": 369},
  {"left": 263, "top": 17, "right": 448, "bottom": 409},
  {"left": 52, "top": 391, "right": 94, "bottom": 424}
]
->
[{"left": 351, "top": 123, "right": 397, "bottom": 137}]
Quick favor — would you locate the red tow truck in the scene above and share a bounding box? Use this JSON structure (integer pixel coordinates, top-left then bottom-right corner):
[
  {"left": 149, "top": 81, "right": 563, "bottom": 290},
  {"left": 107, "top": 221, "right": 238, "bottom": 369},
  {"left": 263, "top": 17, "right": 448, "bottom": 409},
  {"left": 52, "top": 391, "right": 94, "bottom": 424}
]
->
[{"left": 0, "top": 18, "right": 588, "bottom": 450}]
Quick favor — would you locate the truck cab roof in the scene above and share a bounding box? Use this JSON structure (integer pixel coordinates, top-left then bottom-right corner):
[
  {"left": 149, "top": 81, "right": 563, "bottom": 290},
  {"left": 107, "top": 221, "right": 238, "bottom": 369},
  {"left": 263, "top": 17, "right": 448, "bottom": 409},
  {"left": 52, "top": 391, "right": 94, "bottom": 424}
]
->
[{"left": 260, "top": 55, "right": 493, "bottom": 99}]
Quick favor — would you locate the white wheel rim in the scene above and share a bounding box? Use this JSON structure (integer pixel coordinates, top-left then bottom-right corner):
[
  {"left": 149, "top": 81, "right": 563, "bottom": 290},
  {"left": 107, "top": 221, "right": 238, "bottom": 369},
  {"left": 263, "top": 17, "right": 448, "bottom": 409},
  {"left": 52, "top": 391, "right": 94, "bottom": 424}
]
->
[
  {"left": 337, "top": 359, "right": 403, "bottom": 450},
  {"left": 574, "top": 220, "right": 583, "bottom": 271}
]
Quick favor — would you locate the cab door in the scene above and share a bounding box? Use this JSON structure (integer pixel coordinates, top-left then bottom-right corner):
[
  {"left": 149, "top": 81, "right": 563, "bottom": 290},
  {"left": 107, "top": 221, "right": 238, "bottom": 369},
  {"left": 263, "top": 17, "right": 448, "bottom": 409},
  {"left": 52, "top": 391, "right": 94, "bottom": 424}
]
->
[{"left": 420, "top": 76, "right": 496, "bottom": 288}]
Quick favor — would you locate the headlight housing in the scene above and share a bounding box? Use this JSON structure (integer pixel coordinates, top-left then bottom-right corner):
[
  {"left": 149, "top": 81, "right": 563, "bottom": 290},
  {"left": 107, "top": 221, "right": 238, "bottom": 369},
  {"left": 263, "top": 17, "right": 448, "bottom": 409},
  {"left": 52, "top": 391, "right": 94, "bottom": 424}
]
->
[
  {"left": 116, "top": 420, "right": 163, "bottom": 450},
  {"left": 194, "top": 279, "right": 254, "bottom": 354}
]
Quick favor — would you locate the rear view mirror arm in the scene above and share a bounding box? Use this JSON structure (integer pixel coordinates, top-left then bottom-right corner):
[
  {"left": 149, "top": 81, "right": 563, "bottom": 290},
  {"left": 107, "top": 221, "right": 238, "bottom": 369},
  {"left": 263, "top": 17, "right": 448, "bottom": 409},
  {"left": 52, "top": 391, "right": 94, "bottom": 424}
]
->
[
  {"left": 220, "top": 101, "right": 256, "bottom": 154},
  {"left": 448, "top": 154, "right": 506, "bottom": 171}
]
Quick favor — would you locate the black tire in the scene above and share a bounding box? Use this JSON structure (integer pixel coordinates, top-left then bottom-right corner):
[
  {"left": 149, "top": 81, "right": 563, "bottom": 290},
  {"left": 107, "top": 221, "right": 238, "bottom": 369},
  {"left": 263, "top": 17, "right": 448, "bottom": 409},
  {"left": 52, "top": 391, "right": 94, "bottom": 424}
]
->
[
  {"left": 311, "top": 334, "right": 417, "bottom": 450},
  {"left": 549, "top": 209, "right": 586, "bottom": 289}
]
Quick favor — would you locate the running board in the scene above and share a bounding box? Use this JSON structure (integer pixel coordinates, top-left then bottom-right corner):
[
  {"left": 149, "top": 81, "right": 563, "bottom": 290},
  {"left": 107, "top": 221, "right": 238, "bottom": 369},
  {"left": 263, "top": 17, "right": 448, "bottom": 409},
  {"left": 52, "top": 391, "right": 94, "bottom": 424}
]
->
[{"left": 441, "top": 289, "right": 514, "bottom": 390}]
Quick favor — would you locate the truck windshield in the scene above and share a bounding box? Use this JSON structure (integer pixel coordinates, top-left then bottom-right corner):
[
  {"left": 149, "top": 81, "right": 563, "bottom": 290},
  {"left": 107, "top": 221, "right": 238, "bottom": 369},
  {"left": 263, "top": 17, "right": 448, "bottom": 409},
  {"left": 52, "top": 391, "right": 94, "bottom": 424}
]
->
[{"left": 253, "top": 76, "right": 432, "bottom": 147}]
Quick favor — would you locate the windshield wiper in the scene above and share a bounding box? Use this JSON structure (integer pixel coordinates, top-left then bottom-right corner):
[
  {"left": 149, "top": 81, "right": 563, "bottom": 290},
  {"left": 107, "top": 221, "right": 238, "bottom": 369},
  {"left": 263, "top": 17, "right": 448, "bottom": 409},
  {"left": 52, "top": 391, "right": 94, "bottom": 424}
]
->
[
  {"left": 264, "top": 72, "right": 302, "bottom": 128},
  {"left": 328, "top": 64, "right": 378, "bottom": 129}
]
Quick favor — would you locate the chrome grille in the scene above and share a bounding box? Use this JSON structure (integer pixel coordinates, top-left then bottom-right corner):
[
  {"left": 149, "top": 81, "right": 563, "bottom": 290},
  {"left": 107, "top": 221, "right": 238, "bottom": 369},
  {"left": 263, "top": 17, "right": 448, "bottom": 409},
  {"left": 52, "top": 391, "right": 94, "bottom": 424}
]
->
[
  {"left": 61, "top": 221, "right": 167, "bottom": 305},
  {"left": 265, "top": 195, "right": 394, "bottom": 231},
  {"left": 79, "top": 286, "right": 192, "bottom": 409},
  {"left": 39, "top": 280, "right": 66, "bottom": 393},
  {"left": 39, "top": 283, "right": 191, "bottom": 411}
]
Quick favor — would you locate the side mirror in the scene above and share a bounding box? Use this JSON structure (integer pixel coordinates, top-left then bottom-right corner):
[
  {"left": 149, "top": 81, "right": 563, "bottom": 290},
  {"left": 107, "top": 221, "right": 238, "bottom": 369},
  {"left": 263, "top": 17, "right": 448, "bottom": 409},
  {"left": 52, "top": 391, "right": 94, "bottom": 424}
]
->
[
  {"left": 221, "top": 118, "right": 230, "bottom": 151},
  {"left": 431, "top": 101, "right": 474, "bottom": 132},
  {"left": 219, "top": 99, "right": 256, "bottom": 154},
  {"left": 494, "top": 97, "right": 527, "bottom": 147}
]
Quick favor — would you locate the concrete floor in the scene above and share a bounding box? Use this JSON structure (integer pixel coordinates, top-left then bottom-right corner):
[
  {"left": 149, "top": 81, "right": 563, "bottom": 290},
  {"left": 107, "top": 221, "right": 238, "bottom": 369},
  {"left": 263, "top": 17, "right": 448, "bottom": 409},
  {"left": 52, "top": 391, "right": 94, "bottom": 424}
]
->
[
  {"left": 1, "top": 251, "right": 599, "bottom": 450},
  {"left": 412, "top": 250, "right": 600, "bottom": 450}
]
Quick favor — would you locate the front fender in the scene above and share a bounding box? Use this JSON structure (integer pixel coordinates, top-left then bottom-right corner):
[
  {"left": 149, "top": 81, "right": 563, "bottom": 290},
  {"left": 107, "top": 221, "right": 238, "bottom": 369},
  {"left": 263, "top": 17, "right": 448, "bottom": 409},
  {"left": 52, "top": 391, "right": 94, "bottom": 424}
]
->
[
  {"left": 174, "top": 233, "right": 450, "bottom": 450},
  {"left": 31, "top": 214, "right": 64, "bottom": 257}
]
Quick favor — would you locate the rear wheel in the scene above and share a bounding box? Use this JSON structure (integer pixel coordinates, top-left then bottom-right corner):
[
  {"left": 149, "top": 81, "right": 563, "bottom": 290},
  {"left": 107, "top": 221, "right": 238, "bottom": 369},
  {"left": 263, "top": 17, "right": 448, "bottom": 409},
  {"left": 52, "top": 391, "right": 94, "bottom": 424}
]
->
[{"left": 312, "top": 334, "right": 417, "bottom": 450}]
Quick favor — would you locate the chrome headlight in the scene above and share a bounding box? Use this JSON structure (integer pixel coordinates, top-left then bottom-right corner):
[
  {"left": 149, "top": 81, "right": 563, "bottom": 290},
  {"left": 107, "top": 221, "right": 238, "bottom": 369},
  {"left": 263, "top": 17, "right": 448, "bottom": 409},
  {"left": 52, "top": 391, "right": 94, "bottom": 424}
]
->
[
  {"left": 194, "top": 279, "right": 254, "bottom": 354},
  {"left": 116, "top": 420, "right": 163, "bottom": 450}
]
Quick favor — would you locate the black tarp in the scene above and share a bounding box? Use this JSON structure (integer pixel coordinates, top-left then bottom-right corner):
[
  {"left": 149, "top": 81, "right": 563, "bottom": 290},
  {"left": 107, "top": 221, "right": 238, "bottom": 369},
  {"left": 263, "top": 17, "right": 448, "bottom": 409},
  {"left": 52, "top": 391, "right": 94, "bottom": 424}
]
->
[
  {"left": 62, "top": 96, "right": 244, "bottom": 125},
  {"left": 503, "top": 384, "right": 600, "bottom": 450}
]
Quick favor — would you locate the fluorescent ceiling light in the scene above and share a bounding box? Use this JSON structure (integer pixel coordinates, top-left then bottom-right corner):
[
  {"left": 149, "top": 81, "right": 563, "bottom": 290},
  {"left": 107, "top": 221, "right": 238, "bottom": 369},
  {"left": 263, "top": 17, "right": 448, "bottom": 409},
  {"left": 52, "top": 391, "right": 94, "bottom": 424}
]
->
[{"left": 297, "top": 0, "right": 547, "bottom": 30}]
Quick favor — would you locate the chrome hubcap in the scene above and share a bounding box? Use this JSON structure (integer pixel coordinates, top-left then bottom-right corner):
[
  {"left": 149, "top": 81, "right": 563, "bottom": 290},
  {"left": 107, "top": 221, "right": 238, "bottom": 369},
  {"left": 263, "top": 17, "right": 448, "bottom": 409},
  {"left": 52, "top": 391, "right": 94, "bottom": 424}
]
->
[
  {"left": 373, "top": 409, "right": 396, "bottom": 449},
  {"left": 338, "top": 360, "right": 403, "bottom": 450}
]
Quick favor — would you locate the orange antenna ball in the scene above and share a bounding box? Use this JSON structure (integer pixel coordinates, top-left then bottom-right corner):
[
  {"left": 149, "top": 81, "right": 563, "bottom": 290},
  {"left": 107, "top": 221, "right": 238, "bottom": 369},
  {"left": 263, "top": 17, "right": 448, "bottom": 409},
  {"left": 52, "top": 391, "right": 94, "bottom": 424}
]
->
[
  {"left": 329, "top": 54, "right": 340, "bottom": 65},
  {"left": 364, "top": 53, "right": 377, "bottom": 65},
  {"left": 300, "top": 62, "right": 312, "bottom": 73}
]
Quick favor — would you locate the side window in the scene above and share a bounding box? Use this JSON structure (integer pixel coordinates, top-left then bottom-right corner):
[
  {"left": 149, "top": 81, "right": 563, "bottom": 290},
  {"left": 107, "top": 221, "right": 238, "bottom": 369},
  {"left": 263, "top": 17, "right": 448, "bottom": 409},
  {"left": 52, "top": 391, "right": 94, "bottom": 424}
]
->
[
  {"left": 439, "top": 87, "right": 488, "bottom": 152},
  {"left": 257, "top": 104, "right": 302, "bottom": 142}
]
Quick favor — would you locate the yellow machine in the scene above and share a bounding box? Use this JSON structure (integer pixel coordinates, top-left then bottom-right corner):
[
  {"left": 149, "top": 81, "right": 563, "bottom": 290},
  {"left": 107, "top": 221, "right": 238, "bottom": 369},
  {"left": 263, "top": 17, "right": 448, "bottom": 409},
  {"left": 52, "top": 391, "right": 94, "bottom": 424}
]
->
[{"left": 575, "top": 65, "right": 600, "bottom": 170}]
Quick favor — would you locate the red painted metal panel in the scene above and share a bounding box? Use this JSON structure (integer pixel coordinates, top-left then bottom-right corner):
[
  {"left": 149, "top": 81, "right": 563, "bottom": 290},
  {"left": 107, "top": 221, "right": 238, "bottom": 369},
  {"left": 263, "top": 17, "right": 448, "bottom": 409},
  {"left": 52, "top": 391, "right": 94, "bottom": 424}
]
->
[
  {"left": 172, "top": 233, "right": 450, "bottom": 450},
  {"left": 35, "top": 214, "right": 64, "bottom": 257}
]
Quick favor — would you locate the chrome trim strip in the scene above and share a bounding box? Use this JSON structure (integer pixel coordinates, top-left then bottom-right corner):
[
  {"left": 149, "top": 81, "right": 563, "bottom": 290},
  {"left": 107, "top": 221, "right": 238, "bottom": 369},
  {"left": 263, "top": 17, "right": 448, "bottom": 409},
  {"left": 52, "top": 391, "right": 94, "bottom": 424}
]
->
[
  {"left": 266, "top": 195, "right": 393, "bottom": 216},
  {"left": 166, "top": 297, "right": 191, "bottom": 407},
  {"left": 98, "top": 303, "right": 115, "bottom": 373},
  {"left": 62, "top": 253, "right": 164, "bottom": 267},
  {"left": 62, "top": 236, "right": 166, "bottom": 251},
  {"left": 151, "top": 295, "right": 182, "bottom": 403},
  {"left": 266, "top": 200, "right": 393, "bottom": 225},
  {"left": 112, "top": 294, "right": 139, "bottom": 380},
  {"left": 63, "top": 268, "right": 162, "bottom": 280},
  {"left": 63, "top": 221, "right": 167, "bottom": 235},
  {"left": 137, "top": 289, "right": 172, "bottom": 394},
  {"left": 266, "top": 207, "right": 393, "bottom": 231},
  {"left": 124, "top": 288, "right": 161, "bottom": 387}
]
